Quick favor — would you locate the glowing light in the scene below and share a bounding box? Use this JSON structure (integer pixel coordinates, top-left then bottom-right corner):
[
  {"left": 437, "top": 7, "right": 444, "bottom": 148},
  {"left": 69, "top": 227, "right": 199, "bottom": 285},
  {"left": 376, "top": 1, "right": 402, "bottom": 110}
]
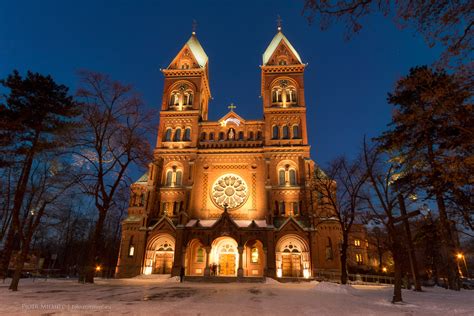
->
[
  {"left": 382, "top": 267, "right": 387, "bottom": 273},
  {"left": 277, "top": 268, "right": 282, "bottom": 278},
  {"left": 303, "top": 269, "right": 310, "bottom": 279},
  {"left": 95, "top": 265, "right": 101, "bottom": 272},
  {"left": 457, "top": 253, "right": 464, "bottom": 259},
  {"left": 144, "top": 266, "right": 152, "bottom": 275}
]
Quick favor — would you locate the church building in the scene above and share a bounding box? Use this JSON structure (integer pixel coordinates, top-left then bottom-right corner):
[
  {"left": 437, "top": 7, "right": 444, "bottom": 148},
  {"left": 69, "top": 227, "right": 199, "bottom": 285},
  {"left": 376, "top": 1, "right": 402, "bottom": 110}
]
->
[{"left": 115, "top": 25, "right": 342, "bottom": 280}]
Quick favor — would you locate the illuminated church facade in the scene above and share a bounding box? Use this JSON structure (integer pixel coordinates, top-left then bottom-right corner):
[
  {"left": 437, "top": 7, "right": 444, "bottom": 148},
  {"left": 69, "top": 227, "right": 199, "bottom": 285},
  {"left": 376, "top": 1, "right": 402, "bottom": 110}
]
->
[{"left": 115, "top": 26, "right": 342, "bottom": 279}]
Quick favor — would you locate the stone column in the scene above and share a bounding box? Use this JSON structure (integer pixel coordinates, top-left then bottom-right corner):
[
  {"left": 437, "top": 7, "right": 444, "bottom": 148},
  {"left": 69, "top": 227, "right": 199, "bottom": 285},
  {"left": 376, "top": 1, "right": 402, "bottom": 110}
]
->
[
  {"left": 204, "top": 246, "right": 211, "bottom": 277},
  {"left": 238, "top": 246, "right": 244, "bottom": 278}
]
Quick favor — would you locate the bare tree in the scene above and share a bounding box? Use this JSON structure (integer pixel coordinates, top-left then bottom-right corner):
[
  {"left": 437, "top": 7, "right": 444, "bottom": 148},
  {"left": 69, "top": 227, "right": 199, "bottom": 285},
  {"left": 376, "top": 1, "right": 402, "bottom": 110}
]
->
[
  {"left": 8, "top": 156, "right": 80, "bottom": 291},
  {"left": 303, "top": 0, "right": 473, "bottom": 68},
  {"left": 74, "top": 71, "right": 153, "bottom": 283},
  {"left": 362, "top": 140, "right": 415, "bottom": 302},
  {"left": 312, "top": 156, "right": 367, "bottom": 284}
]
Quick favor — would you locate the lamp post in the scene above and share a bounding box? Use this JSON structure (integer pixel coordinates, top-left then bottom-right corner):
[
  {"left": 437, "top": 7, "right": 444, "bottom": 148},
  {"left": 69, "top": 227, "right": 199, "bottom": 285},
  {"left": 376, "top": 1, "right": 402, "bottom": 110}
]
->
[{"left": 456, "top": 253, "right": 469, "bottom": 277}]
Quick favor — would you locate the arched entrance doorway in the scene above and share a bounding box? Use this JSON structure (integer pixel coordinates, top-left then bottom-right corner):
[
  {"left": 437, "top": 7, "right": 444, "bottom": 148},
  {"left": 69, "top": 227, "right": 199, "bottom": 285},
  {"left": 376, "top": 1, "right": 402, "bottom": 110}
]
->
[
  {"left": 244, "top": 239, "right": 264, "bottom": 277},
  {"left": 210, "top": 237, "right": 239, "bottom": 277},
  {"left": 276, "top": 234, "right": 311, "bottom": 278},
  {"left": 185, "top": 239, "right": 207, "bottom": 276},
  {"left": 143, "top": 234, "right": 175, "bottom": 275}
]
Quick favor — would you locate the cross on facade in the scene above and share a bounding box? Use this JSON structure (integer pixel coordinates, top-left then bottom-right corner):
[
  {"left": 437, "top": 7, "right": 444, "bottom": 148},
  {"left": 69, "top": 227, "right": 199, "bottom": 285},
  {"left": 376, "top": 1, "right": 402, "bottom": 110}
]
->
[
  {"left": 277, "top": 15, "right": 282, "bottom": 31},
  {"left": 192, "top": 19, "right": 197, "bottom": 35},
  {"left": 228, "top": 103, "right": 236, "bottom": 111}
]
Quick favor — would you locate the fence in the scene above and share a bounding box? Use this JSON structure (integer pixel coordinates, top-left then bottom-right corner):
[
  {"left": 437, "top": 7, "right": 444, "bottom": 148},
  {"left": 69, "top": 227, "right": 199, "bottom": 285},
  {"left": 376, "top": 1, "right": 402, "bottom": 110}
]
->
[{"left": 315, "top": 271, "right": 394, "bottom": 285}]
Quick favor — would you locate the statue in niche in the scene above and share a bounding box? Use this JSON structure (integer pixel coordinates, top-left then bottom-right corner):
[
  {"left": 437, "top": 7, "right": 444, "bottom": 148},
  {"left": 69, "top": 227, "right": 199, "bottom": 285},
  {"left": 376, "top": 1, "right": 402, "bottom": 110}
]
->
[{"left": 228, "top": 128, "right": 235, "bottom": 140}]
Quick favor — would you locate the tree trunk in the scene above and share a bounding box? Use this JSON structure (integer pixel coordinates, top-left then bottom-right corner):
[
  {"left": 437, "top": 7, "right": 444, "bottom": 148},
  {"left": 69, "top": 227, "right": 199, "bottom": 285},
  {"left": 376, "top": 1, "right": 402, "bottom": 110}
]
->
[
  {"left": 9, "top": 235, "right": 31, "bottom": 291},
  {"left": 0, "top": 225, "right": 15, "bottom": 279},
  {"left": 340, "top": 234, "right": 348, "bottom": 284},
  {"left": 392, "top": 243, "right": 403, "bottom": 303},
  {"left": 0, "top": 139, "right": 37, "bottom": 279},
  {"left": 435, "top": 193, "right": 460, "bottom": 290},
  {"left": 83, "top": 209, "right": 107, "bottom": 283}
]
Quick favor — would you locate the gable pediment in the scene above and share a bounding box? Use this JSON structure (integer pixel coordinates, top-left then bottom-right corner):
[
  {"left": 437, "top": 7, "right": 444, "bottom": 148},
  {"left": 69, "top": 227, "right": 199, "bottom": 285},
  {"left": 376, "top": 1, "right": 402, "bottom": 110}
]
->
[
  {"left": 278, "top": 216, "right": 306, "bottom": 233},
  {"left": 218, "top": 111, "right": 246, "bottom": 127}
]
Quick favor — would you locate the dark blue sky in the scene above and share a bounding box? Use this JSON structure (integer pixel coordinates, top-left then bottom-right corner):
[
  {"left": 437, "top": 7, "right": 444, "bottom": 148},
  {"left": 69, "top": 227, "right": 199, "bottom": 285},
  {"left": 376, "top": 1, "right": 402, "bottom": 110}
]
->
[{"left": 0, "top": 0, "right": 443, "bottom": 167}]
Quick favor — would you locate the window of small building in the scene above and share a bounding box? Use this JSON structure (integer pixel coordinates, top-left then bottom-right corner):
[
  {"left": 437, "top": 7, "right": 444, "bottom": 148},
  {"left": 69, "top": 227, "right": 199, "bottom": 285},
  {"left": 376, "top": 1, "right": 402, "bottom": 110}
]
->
[
  {"left": 356, "top": 253, "right": 363, "bottom": 264},
  {"left": 354, "top": 239, "right": 361, "bottom": 247},
  {"left": 325, "top": 237, "right": 333, "bottom": 260}
]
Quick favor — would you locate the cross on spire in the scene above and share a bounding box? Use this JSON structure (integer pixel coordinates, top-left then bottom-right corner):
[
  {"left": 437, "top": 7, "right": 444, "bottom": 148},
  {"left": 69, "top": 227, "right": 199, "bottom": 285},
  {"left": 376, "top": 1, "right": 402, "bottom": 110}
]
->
[
  {"left": 228, "top": 103, "right": 236, "bottom": 111},
  {"left": 192, "top": 19, "right": 197, "bottom": 35},
  {"left": 277, "top": 15, "right": 282, "bottom": 31}
]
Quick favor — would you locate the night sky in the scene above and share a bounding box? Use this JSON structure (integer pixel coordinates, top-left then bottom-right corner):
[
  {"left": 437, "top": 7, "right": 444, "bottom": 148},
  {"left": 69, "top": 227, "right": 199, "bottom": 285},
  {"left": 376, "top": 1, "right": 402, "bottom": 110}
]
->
[{"left": 0, "top": 1, "right": 443, "bottom": 169}]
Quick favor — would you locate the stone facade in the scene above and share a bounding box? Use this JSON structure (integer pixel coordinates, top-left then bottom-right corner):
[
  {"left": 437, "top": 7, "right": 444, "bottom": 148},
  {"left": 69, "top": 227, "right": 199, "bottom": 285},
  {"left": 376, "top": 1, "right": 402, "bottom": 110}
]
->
[{"left": 115, "top": 28, "right": 342, "bottom": 279}]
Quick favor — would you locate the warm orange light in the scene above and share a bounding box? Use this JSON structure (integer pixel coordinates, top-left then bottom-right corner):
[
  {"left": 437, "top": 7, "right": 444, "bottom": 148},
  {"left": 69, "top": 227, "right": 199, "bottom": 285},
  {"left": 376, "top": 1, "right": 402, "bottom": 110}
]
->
[
  {"left": 382, "top": 267, "right": 387, "bottom": 273},
  {"left": 456, "top": 253, "right": 464, "bottom": 259},
  {"left": 95, "top": 265, "right": 101, "bottom": 272}
]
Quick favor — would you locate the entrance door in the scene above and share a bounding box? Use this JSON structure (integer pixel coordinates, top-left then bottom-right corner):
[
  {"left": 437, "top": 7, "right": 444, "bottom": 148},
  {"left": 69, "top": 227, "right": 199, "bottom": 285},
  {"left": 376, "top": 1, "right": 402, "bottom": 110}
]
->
[
  {"left": 219, "top": 254, "right": 236, "bottom": 276},
  {"left": 154, "top": 252, "right": 173, "bottom": 274},
  {"left": 282, "top": 254, "right": 301, "bottom": 277}
]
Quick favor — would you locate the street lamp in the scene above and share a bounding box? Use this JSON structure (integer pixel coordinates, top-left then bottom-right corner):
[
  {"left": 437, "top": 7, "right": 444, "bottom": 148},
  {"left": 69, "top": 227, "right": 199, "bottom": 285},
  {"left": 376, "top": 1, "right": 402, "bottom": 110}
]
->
[{"left": 456, "top": 253, "right": 469, "bottom": 277}]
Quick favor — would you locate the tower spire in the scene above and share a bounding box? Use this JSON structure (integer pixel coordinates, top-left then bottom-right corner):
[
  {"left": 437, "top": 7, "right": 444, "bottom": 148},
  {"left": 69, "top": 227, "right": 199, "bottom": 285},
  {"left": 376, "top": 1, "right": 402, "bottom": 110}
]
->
[
  {"left": 192, "top": 19, "right": 197, "bottom": 35},
  {"left": 277, "top": 15, "right": 282, "bottom": 32}
]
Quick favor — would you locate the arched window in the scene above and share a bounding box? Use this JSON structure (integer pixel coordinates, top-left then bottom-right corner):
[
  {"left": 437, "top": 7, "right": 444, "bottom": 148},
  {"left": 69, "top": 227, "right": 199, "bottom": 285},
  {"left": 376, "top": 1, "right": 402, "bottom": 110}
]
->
[
  {"left": 282, "top": 126, "right": 289, "bottom": 139},
  {"left": 165, "top": 170, "right": 173, "bottom": 186},
  {"left": 251, "top": 247, "right": 259, "bottom": 263},
  {"left": 248, "top": 131, "right": 254, "bottom": 140},
  {"left": 183, "top": 128, "right": 191, "bottom": 141},
  {"left": 289, "top": 169, "right": 297, "bottom": 185},
  {"left": 183, "top": 91, "right": 193, "bottom": 106},
  {"left": 173, "top": 129, "right": 181, "bottom": 141},
  {"left": 209, "top": 132, "right": 214, "bottom": 141},
  {"left": 218, "top": 132, "right": 224, "bottom": 141},
  {"left": 140, "top": 193, "right": 145, "bottom": 206},
  {"left": 292, "top": 125, "right": 299, "bottom": 139},
  {"left": 279, "top": 201, "right": 286, "bottom": 216},
  {"left": 292, "top": 202, "right": 299, "bottom": 216},
  {"left": 164, "top": 128, "right": 172, "bottom": 141},
  {"left": 238, "top": 131, "right": 244, "bottom": 140},
  {"left": 272, "top": 88, "right": 282, "bottom": 103},
  {"left": 169, "top": 92, "right": 179, "bottom": 106},
  {"left": 279, "top": 169, "right": 285, "bottom": 185},
  {"left": 197, "top": 247, "right": 204, "bottom": 263},
  {"left": 272, "top": 126, "right": 279, "bottom": 139},
  {"left": 176, "top": 170, "right": 183, "bottom": 185},
  {"left": 286, "top": 87, "right": 297, "bottom": 104},
  {"left": 181, "top": 63, "right": 190, "bottom": 69},
  {"left": 227, "top": 128, "right": 235, "bottom": 140},
  {"left": 200, "top": 132, "right": 207, "bottom": 141},
  {"left": 256, "top": 131, "right": 262, "bottom": 140},
  {"left": 279, "top": 59, "right": 287, "bottom": 65}
]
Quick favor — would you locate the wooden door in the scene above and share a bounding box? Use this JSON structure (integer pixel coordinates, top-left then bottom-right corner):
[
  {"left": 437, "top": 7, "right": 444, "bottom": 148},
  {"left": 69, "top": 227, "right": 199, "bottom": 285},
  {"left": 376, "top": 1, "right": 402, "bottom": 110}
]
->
[
  {"left": 219, "top": 254, "right": 236, "bottom": 276},
  {"left": 154, "top": 252, "right": 174, "bottom": 274},
  {"left": 282, "top": 254, "right": 301, "bottom": 277}
]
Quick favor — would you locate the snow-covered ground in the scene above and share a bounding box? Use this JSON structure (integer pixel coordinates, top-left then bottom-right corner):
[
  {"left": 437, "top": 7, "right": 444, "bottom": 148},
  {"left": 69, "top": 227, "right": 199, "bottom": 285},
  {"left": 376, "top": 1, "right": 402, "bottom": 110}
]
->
[{"left": 0, "top": 276, "right": 473, "bottom": 315}]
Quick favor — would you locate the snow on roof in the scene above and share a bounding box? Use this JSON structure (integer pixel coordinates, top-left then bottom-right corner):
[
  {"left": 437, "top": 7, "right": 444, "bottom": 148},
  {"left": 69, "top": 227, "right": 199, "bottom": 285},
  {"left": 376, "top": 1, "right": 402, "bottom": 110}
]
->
[
  {"left": 186, "top": 34, "right": 208, "bottom": 67},
  {"left": 262, "top": 31, "right": 302, "bottom": 65}
]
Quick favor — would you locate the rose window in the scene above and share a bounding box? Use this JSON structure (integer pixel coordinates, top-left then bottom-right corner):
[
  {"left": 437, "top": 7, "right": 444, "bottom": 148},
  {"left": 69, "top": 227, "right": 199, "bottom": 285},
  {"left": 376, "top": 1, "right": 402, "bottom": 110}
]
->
[{"left": 211, "top": 174, "right": 248, "bottom": 209}]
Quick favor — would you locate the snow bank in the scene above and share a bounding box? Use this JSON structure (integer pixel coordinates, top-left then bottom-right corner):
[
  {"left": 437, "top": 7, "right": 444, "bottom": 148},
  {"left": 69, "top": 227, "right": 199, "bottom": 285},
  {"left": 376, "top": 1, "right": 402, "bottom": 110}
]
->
[{"left": 314, "top": 281, "right": 355, "bottom": 294}]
